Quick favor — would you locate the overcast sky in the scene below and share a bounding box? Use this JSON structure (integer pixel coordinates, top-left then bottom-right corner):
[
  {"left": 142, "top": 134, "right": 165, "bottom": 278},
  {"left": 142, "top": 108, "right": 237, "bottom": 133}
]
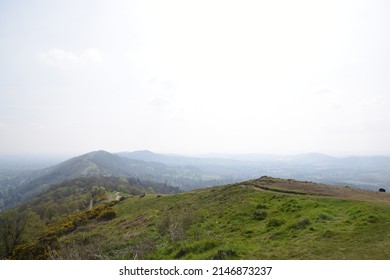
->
[{"left": 1, "top": 0, "right": 390, "bottom": 157}]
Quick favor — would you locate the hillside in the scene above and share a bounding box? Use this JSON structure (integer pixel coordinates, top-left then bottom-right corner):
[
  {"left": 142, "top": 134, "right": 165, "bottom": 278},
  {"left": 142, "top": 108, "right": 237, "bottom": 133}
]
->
[
  {"left": 4, "top": 151, "right": 127, "bottom": 204},
  {"left": 15, "top": 150, "right": 163, "bottom": 200},
  {"left": 2, "top": 150, "right": 239, "bottom": 210},
  {"left": 24, "top": 176, "right": 178, "bottom": 220},
  {"left": 0, "top": 175, "right": 179, "bottom": 259},
  {"left": 4, "top": 177, "right": 390, "bottom": 260},
  {"left": 4, "top": 150, "right": 390, "bottom": 211}
]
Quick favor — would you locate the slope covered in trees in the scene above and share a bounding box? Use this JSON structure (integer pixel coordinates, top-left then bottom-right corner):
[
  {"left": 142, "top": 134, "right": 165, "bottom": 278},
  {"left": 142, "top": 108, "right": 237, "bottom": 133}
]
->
[{"left": 0, "top": 176, "right": 179, "bottom": 258}]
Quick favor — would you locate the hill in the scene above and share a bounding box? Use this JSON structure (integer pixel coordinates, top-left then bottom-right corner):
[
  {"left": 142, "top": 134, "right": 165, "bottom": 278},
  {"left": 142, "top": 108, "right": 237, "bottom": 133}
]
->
[
  {"left": 2, "top": 150, "right": 204, "bottom": 209},
  {"left": 3, "top": 150, "right": 242, "bottom": 210},
  {"left": 5, "top": 150, "right": 139, "bottom": 204},
  {"left": 4, "top": 177, "right": 390, "bottom": 260}
]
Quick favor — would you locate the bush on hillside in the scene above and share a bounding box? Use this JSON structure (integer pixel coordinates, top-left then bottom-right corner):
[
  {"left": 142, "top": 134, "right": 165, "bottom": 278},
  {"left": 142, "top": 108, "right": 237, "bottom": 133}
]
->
[
  {"left": 267, "top": 218, "right": 285, "bottom": 228},
  {"left": 291, "top": 218, "right": 311, "bottom": 230},
  {"left": 97, "top": 208, "right": 116, "bottom": 221},
  {"left": 253, "top": 211, "right": 268, "bottom": 221}
]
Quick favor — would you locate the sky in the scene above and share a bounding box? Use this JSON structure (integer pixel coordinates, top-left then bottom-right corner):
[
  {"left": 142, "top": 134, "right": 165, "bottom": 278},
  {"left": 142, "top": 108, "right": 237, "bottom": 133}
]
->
[{"left": 1, "top": 0, "right": 390, "bottom": 157}]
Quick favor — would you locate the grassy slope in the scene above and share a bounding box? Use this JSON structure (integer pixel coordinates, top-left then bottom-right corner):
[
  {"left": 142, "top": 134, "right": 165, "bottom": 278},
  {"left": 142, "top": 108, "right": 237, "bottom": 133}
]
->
[{"left": 53, "top": 177, "right": 390, "bottom": 260}]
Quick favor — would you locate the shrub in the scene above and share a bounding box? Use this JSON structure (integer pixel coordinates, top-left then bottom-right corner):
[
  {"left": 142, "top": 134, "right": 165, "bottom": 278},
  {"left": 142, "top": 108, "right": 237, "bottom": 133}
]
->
[
  {"left": 211, "top": 249, "right": 237, "bottom": 260},
  {"left": 317, "top": 213, "right": 332, "bottom": 221},
  {"left": 132, "top": 237, "right": 156, "bottom": 260},
  {"left": 10, "top": 242, "right": 50, "bottom": 260},
  {"left": 322, "top": 230, "right": 337, "bottom": 238},
  {"left": 97, "top": 208, "right": 116, "bottom": 221},
  {"left": 291, "top": 218, "right": 311, "bottom": 230},
  {"left": 157, "top": 209, "right": 200, "bottom": 242},
  {"left": 157, "top": 215, "right": 172, "bottom": 236},
  {"left": 366, "top": 215, "right": 379, "bottom": 224},
  {"left": 267, "top": 218, "right": 285, "bottom": 228},
  {"left": 253, "top": 211, "right": 268, "bottom": 221},
  {"left": 168, "top": 222, "right": 187, "bottom": 242},
  {"left": 198, "top": 241, "right": 218, "bottom": 252},
  {"left": 175, "top": 246, "right": 191, "bottom": 259}
]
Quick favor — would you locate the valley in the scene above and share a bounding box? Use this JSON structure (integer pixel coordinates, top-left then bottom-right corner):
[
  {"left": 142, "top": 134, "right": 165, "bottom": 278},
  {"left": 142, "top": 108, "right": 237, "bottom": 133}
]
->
[
  {"left": 2, "top": 150, "right": 390, "bottom": 212},
  {"left": 1, "top": 150, "right": 390, "bottom": 260}
]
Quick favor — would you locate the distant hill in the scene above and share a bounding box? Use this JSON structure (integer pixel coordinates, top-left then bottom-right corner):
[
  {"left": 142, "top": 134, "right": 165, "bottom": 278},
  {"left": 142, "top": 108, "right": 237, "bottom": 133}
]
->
[
  {"left": 289, "top": 153, "right": 337, "bottom": 165},
  {"left": 3, "top": 151, "right": 172, "bottom": 207},
  {"left": 118, "top": 150, "right": 242, "bottom": 166},
  {"left": 12, "top": 151, "right": 140, "bottom": 202},
  {"left": 3, "top": 150, "right": 235, "bottom": 209}
]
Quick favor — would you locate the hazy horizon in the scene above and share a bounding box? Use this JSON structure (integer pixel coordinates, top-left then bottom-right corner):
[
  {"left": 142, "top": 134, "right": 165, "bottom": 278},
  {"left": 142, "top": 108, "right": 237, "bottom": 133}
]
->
[
  {"left": 2, "top": 1, "right": 390, "bottom": 157},
  {"left": 2, "top": 149, "right": 390, "bottom": 162}
]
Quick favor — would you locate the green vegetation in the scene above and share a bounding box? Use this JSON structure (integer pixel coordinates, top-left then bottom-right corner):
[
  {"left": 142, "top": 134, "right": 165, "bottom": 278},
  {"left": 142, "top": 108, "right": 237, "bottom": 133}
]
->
[
  {"left": 3, "top": 177, "right": 389, "bottom": 260},
  {"left": 0, "top": 176, "right": 177, "bottom": 259},
  {"left": 21, "top": 177, "right": 177, "bottom": 222},
  {"left": 9, "top": 203, "right": 118, "bottom": 260}
]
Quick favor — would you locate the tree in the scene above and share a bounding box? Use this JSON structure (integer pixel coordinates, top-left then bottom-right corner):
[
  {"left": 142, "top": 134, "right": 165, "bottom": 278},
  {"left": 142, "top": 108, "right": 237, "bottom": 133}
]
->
[{"left": 0, "top": 210, "right": 27, "bottom": 258}]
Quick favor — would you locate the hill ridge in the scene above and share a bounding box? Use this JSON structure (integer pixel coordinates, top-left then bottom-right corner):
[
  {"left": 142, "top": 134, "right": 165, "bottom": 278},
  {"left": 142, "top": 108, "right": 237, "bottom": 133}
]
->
[
  {"left": 240, "top": 176, "right": 390, "bottom": 203},
  {"left": 3, "top": 176, "right": 390, "bottom": 260}
]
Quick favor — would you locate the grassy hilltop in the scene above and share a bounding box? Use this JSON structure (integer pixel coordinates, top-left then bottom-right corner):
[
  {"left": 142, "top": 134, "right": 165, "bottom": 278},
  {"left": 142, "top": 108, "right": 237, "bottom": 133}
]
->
[{"left": 4, "top": 176, "right": 390, "bottom": 260}]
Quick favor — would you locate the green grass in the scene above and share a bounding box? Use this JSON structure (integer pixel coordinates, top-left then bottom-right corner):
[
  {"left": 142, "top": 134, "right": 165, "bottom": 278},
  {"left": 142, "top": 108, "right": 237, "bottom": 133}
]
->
[{"left": 49, "top": 183, "right": 390, "bottom": 260}]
